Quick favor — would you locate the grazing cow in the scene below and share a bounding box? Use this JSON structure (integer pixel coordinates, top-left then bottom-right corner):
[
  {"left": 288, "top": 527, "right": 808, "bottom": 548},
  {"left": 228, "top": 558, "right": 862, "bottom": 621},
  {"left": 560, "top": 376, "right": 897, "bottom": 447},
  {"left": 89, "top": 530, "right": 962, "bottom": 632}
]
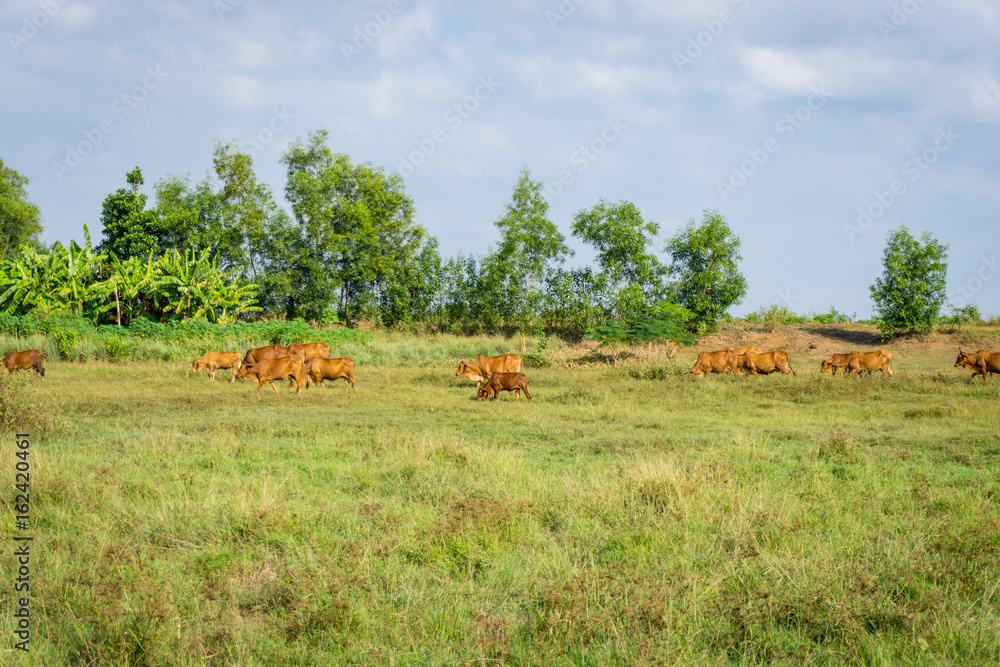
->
[
  {"left": 3, "top": 350, "right": 44, "bottom": 381},
  {"left": 236, "top": 356, "right": 304, "bottom": 395},
  {"left": 820, "top": 352, "right": 856, "bottom": 375},
  {"left": 954, "top": 347, "right": 1000, "bottom": 383},
  {"left": 304, "top": 356, "right": 356, "bottom": 389},
  {"left": 737, "top": 350, "right": 796, "bottom": 376},
  {"left": 243, "top": 344, "right": 286, "bottom": 366},
  {"left": 289, "top": 342, "right": 331, "bottom": 362},
  {"left": 191, "top": 351, "right": 242, "bottom": 382},
  {"left": 455, "top": 354, "right": 523, "bottom": 388},
  {"left": 688, "top": 349, "right": 740, "bottom": 377},
  {"left": 478, "top": 372, "right": 531, "bottom": 402},
  {"left": 844, "top": 349, "right": 894, "bottom": 377}
]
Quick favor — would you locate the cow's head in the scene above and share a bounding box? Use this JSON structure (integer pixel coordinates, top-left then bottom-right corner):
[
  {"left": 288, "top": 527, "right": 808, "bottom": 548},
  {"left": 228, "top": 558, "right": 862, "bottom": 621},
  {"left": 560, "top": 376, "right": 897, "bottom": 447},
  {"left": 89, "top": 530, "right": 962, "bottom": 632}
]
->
[
  {"left": 820, "top": 359, "right": 834, "bottom": 374},
  {"left": 477, "top": 386, "right": 489, "bottom": 401},
  {"left": 235, "top": 363, "right": 254, "bottom": 379},
  {"left": 192, "top": 360, "right": 207, "bottom": 372},
  {"left": 955, "top": 347, "right": 975, "bottom": 369}
]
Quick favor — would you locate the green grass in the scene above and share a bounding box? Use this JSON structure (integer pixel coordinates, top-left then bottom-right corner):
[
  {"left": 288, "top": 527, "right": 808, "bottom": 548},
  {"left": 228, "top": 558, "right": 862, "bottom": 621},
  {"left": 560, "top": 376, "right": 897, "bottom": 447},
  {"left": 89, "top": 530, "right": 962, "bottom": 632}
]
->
[{"left": 1, "top": 351, "right": 999, "bottom": 665}]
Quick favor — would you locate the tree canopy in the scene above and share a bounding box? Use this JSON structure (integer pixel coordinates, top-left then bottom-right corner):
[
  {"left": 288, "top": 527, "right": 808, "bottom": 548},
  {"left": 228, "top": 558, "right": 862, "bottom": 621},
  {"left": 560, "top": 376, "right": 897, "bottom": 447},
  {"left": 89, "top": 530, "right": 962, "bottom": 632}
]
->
[
  {"left": 664, "top": 209, "right": 747, "bottom": 331},
  {"left": 870, "top": 225, "right": 949, "bottom": 337},
  {"left": 0, "top": 158, "right": 43, "bottom": 258}
]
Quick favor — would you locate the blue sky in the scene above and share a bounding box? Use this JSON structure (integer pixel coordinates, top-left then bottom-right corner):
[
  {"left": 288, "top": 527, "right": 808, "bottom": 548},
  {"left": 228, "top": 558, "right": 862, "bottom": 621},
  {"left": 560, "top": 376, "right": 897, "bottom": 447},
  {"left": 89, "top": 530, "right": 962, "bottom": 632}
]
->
[{"left": 3, "top": 0, "right": 998, "bottom": 316}]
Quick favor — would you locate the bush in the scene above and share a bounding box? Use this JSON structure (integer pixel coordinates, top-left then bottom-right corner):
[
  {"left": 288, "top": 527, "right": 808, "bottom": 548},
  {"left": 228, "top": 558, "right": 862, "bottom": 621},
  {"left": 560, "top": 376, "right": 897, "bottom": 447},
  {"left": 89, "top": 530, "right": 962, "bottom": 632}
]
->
[
  {"left": 941, "top": 305, "right": 981, "bottom": 325},
  {"left": 53, "top": 330, "right": 77, "bottom": 360}
]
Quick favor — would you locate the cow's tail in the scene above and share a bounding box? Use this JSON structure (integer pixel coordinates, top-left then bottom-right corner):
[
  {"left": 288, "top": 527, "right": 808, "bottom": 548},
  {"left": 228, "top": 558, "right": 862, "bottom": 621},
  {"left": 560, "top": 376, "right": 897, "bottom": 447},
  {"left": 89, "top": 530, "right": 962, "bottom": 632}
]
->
[{"left": 788, "top": 359, "right": 796, "bottom": 375}]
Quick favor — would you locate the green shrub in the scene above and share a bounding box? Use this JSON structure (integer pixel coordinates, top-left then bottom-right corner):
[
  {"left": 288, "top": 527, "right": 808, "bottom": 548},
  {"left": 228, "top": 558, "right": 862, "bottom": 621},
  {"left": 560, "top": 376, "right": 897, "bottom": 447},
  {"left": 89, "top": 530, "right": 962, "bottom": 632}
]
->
[
  {"left": 105, "top": 336, "right": 137, "bottom": 362},
  {"left": 53, "top": 330, "right": 77, "bottom": 360}
]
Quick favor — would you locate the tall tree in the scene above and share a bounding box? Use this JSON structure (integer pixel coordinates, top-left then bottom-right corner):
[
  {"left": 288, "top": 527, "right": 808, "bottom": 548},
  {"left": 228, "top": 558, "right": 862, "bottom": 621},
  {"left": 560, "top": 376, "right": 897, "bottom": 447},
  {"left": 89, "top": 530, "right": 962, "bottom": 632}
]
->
[
  {"left": 97, "top": 167, "right": 161, "bottom": 261},
  {"left": 870, "top": 225, "right": 948, "bottom": 336},
  {"left": 213, "top": 141, "right": 285, "bottom": 284},
  {"left": 664, "top": 209, "right": 747, "bottom": 332},
  {"left": 281, "top": 130, "right": 426, "bottom": 324},
  {"left": 485, "top": 167, "right": 569, "bottom": 332},
  {"left": 572, "top": 199, "right": 664, "bottom": 317},
  {"left": 0, "top": 158, "right": 43, "bottom": 258},
  {"left": 152, "top": 173, "right": 222, "bottom": 252}
]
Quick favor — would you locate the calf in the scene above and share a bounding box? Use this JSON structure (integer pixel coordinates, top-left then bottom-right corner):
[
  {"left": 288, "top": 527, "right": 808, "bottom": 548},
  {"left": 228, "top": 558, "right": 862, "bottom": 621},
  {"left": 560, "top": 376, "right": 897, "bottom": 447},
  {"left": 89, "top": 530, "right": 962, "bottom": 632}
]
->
[
  {"left": 478, "top": 372, "right": 531, "bottom": 402},
  {"left": 191, "top": 351, "right": 242, "bottom": 382},
  {"left": 304, "top": 356, "right": 356, "bottom": 389},
  {"left": 236, "top": 356, "right": 304, "bottom": 395},
  {"left": 820, "top": 352, "right": 855, "bottom": 375},
  {"left": 688, "top": 349, "right": 739, "bottom": 377},
  {"left": 3, "top": 350, "right": 44, "bottom": 381},
  {"left": 456, "top": 354, "right": 523, "bottom": 388}
]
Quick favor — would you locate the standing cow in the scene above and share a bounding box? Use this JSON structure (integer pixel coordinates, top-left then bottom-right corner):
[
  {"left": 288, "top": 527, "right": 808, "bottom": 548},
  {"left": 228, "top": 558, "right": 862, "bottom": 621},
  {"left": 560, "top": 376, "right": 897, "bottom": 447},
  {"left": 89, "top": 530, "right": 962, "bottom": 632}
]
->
[{"left": 3, "top": 350, "right": 45, "bottom": 381}]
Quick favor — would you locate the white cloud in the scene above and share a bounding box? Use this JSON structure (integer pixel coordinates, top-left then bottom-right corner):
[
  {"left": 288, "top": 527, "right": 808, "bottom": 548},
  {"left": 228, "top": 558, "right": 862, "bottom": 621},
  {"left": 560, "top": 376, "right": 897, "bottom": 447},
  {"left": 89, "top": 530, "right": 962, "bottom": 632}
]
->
[{"left": 741, "top": 47, "right": 823, "bottom": 92}]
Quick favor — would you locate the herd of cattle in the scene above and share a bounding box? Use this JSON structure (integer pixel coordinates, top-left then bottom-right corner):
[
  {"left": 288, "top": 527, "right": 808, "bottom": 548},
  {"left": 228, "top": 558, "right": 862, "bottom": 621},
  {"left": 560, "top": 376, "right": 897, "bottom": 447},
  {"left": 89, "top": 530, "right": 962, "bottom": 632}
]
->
[{"left": 2, "top": 345, "right": 1000, "bottom": 396}]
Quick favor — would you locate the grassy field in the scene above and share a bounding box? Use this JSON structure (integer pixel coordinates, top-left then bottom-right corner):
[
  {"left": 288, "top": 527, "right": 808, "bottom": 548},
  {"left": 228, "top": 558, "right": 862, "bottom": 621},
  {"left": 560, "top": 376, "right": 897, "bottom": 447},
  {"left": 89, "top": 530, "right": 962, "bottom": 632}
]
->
[{"left": 1, "top": 330, "right": 999, "bottom": 665}]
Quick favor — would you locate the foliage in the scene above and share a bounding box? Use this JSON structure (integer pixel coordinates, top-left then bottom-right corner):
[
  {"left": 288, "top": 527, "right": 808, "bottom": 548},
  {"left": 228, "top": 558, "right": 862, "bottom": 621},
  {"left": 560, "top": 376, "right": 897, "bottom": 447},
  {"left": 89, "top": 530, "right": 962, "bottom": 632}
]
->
[
  {"left": 664, "top": 209, "right": 747, "bottom": 332},
  {"left": 484, "top": 167, "right": 569, "bottom": 332},
  {"left": 571, "top": 199, "right": 665, "bottom": 317},
  {"left": 941, "top": 304, "right": 981, "bottom": 325},
  {"left": 97, "top": 168, "right": 162, "bottom": 260},
  {"left": 281, "top": 130, "right": 428, "bottom": 326},
  {"left": 587, "top": 302, "right": 696, "bottom": 352},
  {"left": 0, "top": 157, "right": 42, "bottom": 259},
  {"left": 870, "top": 226, "right": 949, "bottom": 337}
]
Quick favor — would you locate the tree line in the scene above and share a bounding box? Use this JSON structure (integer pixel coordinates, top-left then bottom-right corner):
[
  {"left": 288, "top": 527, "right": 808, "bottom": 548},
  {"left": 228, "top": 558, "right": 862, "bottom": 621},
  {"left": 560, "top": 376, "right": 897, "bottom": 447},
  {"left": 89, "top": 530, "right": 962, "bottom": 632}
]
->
[{"left": 1, "top": 132, "right": 956, "bottom": 340}]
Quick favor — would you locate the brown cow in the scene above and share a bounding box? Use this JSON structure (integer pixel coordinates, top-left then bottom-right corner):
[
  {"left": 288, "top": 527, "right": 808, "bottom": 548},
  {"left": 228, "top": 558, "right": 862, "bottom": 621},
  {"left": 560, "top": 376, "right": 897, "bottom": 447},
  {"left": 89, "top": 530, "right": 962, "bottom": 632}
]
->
[
  {"left": 820, "top": 352, "right": 856, "bottom": 375},
  {"left": 304, "top": 356, "right": 356, "bottom": 389},
  {"left": 688, "top": 349, "right": 740, "bottom": 377},
  {"left": 3, "top": 350, "right": 44, "bottom": 381},
  {"left": 737, "top": 350, "right": 796, "bottom": 376},
  {"left": 236, "top": 356, "right": 304, "bottom": 395},
  {"left": 289, "top": 342, "right": 331, "bottom": 362},
  {"left": 243, "top": 344, "right": 304, "bottom": 366},
  {"left": 455, "top": 354, "right": 522, "bottom": 388},
  {"left": 954, "top": 347, "right": 1000, "bottom": 383},
  {"left": 477, "top": 372, "right": 531, "bottom": 401},
  {"left": 844, "top": 349, "right": 894, "bottom": 377},
  {"left": 191, "top": 351, "right": 242, "bottom": 382}
]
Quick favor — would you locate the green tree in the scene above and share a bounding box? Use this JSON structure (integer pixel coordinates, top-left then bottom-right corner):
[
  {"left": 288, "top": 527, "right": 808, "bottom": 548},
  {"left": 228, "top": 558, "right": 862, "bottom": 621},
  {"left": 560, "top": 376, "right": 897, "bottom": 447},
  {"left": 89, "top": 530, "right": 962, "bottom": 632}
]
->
[
  {"left": 281, "top": 130, "right": 426, "bottom": 324},
  {"left": 0, "top": 158, "right": 43, "bottom": 258},
  {"left": 213, "top": 142, "right": 286, "bottom": 284},
  {"left": 152, "top": 173, "right": 222, "bottom": 252},
  {"left": 485, "top": 167, "right": 569, "bottom": 333},
  {"left": 572, "top": 199, "right": 664, "bottom": 317},
  {"left": 664, "top": 209, "right": 747, "bottom": 332},
  {"left": 97, "top": 167, "right": 161, "bottom": 260},
  {"left": 870, "top": 225, "right": 948, "bottom": 336}
]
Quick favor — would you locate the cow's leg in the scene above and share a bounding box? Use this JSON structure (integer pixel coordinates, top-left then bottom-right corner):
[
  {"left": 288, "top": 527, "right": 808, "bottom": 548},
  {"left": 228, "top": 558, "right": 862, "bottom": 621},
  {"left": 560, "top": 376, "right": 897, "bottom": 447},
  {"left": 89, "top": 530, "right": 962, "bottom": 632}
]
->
[
  {"left": 209, "top": 365, "right": 217, "bottom": 381},
  {"left": 523, "top": 384, "right": 531, "bottom": 402},
  {"left": 514, "top": 389, "right": 520, "bottom": 400}
]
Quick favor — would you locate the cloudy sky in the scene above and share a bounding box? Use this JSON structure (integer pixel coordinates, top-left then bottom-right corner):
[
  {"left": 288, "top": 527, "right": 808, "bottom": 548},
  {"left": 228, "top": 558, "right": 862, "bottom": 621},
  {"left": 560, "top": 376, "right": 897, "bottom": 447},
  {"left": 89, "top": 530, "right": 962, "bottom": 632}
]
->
[{"left": 3, "top": 0, "right": 998, "bottom": 316}]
